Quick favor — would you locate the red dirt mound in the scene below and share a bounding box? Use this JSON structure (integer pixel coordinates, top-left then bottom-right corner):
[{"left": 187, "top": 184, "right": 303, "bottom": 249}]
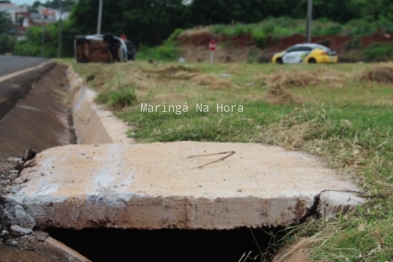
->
[{"left": 176, "top": 29, "right": 393, "bottom": 62}]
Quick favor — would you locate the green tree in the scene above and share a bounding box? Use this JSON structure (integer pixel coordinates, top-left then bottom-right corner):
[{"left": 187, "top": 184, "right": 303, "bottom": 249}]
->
[
  {"left": 380, "top": 0, "right": 393, "bottom": 20},
  {"left": 32, "top": 1, "right": 41, "bottom": 8},
  {"left": 120, "top": 0, "right": 185, "bottom": 46},
  {"left": 0, "top": 35, "right": 16, "bottom": 54},
  {"left": 0, "top": 10, "right": 16, "bottom": 54},
  {"left": 14, "top": 19, "right": 76, "bottom": 57},
  {"left": 42, "top": 0, "right": 76, "bottom": 12},
  {"left": 183, "top": 0, "right": 275, "bottom": 26},
  {"left": 0, "top": 10, "right": 14, "bottom": 34},
  {"left": 68, "top": 0, "right": 186, "bottom": 46}
]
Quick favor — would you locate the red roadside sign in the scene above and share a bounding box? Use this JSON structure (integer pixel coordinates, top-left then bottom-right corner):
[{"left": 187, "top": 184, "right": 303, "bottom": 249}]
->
[{"left": 209, "top": 40, "right": 217, "bottom": 51}]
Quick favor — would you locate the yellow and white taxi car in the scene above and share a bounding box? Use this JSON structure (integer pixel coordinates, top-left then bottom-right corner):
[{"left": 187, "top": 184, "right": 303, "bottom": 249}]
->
[{"left": 272, "top": 43, "right": 338, "bottom": 64}]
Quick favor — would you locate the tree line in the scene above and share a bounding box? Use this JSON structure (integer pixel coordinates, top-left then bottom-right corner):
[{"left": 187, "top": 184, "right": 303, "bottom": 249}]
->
[
  {"left": 4, "top": 0, "right": 393, "bottom": 57},
  {"left": 68, "top": 0, "right": 393, "bottom": 47}
]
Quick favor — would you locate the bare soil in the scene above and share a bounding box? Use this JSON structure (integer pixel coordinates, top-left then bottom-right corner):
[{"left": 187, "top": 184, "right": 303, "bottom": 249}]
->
[
  {"left": 0, "top": 237, "right": 71, "bottom": 262},
  {"left": 176, "top": 30, "right": 393, "bottom": 62}
]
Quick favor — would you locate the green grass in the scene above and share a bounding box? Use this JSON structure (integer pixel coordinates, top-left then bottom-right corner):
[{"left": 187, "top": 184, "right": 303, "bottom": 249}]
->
[
  {"left": 137, "top": 40, "right": 179, "bottom": 61},
  {"left": 119, "top": 101, "right": 294, "bottom": 142},
  {"left": 72, "top": 61, "right": 393, "bottom": 260},
  {"left": 96, "top": 87, "right": 137, "bottom": 110},
  {"left": 192, "top": 17, "right": 393, "bottom": 46}
]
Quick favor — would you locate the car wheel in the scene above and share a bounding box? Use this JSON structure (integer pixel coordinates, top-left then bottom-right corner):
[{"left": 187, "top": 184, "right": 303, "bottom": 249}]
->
[
  {"left": 129, "top": 50, "right": 136, "bottom": 61},
  {"left": 308, "top": 58, "right": 316, "bottom": 63},
  {"left": 276, "top": 58, "right": 283, "bottom": 64}
]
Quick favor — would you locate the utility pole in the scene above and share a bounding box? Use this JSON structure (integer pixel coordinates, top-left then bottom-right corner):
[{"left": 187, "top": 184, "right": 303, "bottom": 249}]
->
[
  {"left": 97, "top": 0, "right": 103, "bottom": 34},
  {"left": 306, "top": 0, "right": 313, "bottom": 43},
  {"left": 27, "top": 30, "right": 30, "bottom": 56},
  {"left": 58, "top": 0, "right": 63, "bottom": 58},
  {"left": 41, "top": 15, "right": 45, "bottom": 57}
]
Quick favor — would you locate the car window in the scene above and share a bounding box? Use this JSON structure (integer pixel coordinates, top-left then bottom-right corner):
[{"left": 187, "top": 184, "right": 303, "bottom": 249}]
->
[
  {"left": 286, "top": 47, "right": 295, "bottom": 52},
  {"left": 316, "top": 44, "right": 330, "bottom": 51},
  {"left": 287, "top": 46, "right": 302, "bottom": 52},
  {"left": 300, "top": 46, "right": 313, "bottom": 52}
]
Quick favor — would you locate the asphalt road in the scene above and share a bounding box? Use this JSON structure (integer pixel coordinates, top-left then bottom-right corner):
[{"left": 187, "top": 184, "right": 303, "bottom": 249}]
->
[
  {"left": 0, "top": 58, "right": 55, "bottom": 120},
  {"left": 0, "top": 55, "right": 48, "bottom": 77}
]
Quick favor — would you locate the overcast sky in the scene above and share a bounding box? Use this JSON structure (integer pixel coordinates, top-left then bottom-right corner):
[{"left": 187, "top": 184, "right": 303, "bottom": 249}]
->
[{"left": 12, "top": 0, "right": 36, "bottom": 5}]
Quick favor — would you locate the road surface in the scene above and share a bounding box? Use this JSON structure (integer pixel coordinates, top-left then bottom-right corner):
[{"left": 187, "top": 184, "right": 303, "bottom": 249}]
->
[
  {"left": 0, "top": 56, "right": 54, "bottom": 120},
  {"left": 0, "top": 55, "right": 48, "bottom": 77}
]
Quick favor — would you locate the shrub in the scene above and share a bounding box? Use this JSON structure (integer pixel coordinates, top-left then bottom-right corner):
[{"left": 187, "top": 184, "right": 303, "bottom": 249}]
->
[
  {"left": 345, "top": 19, "right": 376, "bottom": 36},
  {"left": 167, "top": 28, "right": 184, "bottom": 41},
  {"left": 212, "top": 23, "right": 254, "bottom": 37},
  {"left": 0, "top": 34, "right": 16, "bottom": 54},
  {"left": 96, "top": 87, "right": 137, "bottom": 110},
  {"left": 232, "top": 24, "right": 252, "bottom": 36},
  {"left": 251, "top": 30, "right": 266, "bottom": 48},
  {"left": 324, "top": 25, "right": 343, "bottom": 35},
  {"left": 137, "top": 41, "right": 178, "bottom": 61},
  {"left": 345, "top": 36, "right": 362, "bottom": 50},
  {"left": 262, "top": 23, "right": 275, "bottom": 36},
  {"left": 211, "top": 24, "right": 225, "bottom": 34},
  {"left": 362, "top": 42, "right": 393, "bottom": 61}
]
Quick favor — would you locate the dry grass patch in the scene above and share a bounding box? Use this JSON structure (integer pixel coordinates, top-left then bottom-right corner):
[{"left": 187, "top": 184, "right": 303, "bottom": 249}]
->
[
  {"left": 259, "top": 68, "right": 347, "bottom": 89},
  {"left": 141, "top": 64, "right": 200, "bottom": 81},
  {"left": 178, "top": 26, "right": 213, "bottom": 38},
  {"left": 191, "top": 74, "right": 236, "bottom": 89},
  {"left": 360, "top": 65, "right": 393, "bottom": 83},
  {"left": 262, "top": 85, "right": 301, "bottom": 105}
]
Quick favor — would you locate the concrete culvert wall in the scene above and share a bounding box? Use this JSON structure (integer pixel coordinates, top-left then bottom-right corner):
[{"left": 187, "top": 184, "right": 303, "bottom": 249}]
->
[
  {"left": 0, "top": 63, "right": 75, "bottom": 157},
  {"left": 67, "top": 67, "right": 134, "bottom": 145}
]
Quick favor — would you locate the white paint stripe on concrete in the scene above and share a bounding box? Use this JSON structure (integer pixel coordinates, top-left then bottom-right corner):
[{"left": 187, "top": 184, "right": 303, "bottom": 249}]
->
[
  {"left": 16, "top": 105, "right": 41, "bottom": 111},
  {"left": 0, "top": 60, "right": 52, "bottom": 83}
]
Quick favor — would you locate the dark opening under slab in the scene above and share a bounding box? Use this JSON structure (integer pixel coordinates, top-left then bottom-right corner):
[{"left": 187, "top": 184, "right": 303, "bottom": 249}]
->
[{"left": 46, "top": 227, "right": 284, "bottom": 262}]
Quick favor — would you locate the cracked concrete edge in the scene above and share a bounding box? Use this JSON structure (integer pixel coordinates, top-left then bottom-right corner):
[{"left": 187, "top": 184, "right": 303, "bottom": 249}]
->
[
  {"left": 0, "top": 60, "right": 52, "bottom": 83},
  {"left": 271, "top": 191, "right": 366, "bottom": 262},
  {"left": 316, "top": 190, "right": 366, "bottom": 218},
  {"left": 3, "top": 190, "right": 365, "bottom": 230},
  {"left": 45, "top": 237, "right": 92, "bottom": 262},
  {"left": 66, "top": 65, "right": 135, "bottom": 145},
  {"left": 3, "top": 192, "right": 316, "bottom": 229}
]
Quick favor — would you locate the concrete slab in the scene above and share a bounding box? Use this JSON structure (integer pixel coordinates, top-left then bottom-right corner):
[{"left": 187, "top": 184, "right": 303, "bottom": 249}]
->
[{"left": 3, "top": 142, "right": 363, "bottom": 229}]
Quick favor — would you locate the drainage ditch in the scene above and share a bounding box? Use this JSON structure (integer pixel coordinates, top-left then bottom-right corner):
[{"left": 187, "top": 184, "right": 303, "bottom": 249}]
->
[
  {"left": 0, "top": 64, "right": 330, "bottom": 262},
  {"left": 46, "top": 227, "right": 284, "bottom": 262}
]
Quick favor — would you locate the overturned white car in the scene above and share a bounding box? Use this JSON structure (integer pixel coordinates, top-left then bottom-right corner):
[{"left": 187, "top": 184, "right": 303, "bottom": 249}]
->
[{"left": 74, "top": 33, "right": 136, "bottom": 63}]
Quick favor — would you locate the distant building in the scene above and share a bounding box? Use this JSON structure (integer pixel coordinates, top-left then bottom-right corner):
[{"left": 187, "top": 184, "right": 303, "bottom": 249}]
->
[
  {"left": 27, "top": 6, "right": 70, "bottom": 26},
  {"left": 0, "top": 1, "right": 28, "bottom": 24},
  {"left": 0, "top": 1, "right": 69, "bottom": 40}
]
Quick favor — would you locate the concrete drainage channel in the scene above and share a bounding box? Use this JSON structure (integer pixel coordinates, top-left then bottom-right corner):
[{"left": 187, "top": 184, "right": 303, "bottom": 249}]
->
[{"left": 0, "top": 63, "right": 366, "bottom": 262}]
